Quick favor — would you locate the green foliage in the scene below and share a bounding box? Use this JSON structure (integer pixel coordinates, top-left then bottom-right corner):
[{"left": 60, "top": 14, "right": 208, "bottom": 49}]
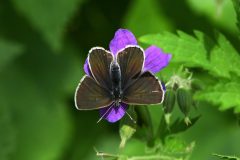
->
[
  {"left": 0, "top": 39, "right": 23, "bottom": 71},
  {"left": 158, "top": 115, "right": 200, "bottom": 140},
  {"left": 11, "top": 0, "right": 84, "bottom": 50},
  {"left": 140, "top": 30, "right": 240, "bottom": 113},
  {"left": 0, "top": 64, "right": 74, "bottom": 160},
  {"left": 232, "top": 0, "right": 240, "bottom": 32},
  {"left": 123, "top": 0, "right": 173, "bottom": 37},
  {"left": 134, "top": 107, "right": 154, "bottom": 146},
  {"left": 140, "top": 31, "right": 240, "bottom": 78},
  {"left": 213, "top": 153, "right": 240, "bottom": 160},
  {"left": 195, "top": 77, "right": 240, "bottom": 112},
  {"left": 94, "top": 138, "right": 195, "bottom": 160},
  {"left": 209, "top": 33, "right": 240, "bottom": 78},
  {"left": 0, "top": 106, "right": 16, "bottom": 160},
  {"left": 139, "top": 31, "right": 211, "bottom": 69},
  {"left": 186, "top": 0, "right": 238, "bottom": 33}
]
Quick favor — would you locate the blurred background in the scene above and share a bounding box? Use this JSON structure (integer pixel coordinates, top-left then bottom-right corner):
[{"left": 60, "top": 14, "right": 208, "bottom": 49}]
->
[{"left": 0, "top": 0, "right": 240, "bottom": 160}]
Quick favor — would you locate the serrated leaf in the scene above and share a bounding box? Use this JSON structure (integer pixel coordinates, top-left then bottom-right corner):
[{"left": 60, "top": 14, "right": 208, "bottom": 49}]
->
[
  {"left": 194, "top": 78, "right": 240, "bottom": 113},
  {"left": 139, "top": 31, "right": 211, "bottom": 70},
  {"left": 232, "top": 0, "right": 240, "bottom": 33},
  {"left": 213, "top": 153, "right": 240, "bottom": 160},
  {"left": 209, "top": 33, "right": 240, "bottom": 78},
  {"left": 0, "top": 39, "right": 23, "bottom": 71},
  {"left": 11, "top": 0, "right": 84, "bottom": 51},
  {"left": 140, "top": 31, "right": 240, "bottom": 78}
]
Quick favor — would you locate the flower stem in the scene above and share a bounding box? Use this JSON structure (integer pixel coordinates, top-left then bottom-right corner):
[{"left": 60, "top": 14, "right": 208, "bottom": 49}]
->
[{"left": 128, "top": 154, "right": 181, "bottom": 160}]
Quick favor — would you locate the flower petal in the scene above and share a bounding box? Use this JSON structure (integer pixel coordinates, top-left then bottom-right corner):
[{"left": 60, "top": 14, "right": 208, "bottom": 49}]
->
[
  {"left": 162, "top": 82, "right": 166, "bottom": 91},
  {"left": 99, "top": 103, "right": 128, "bottom": 123},
  {"left": 109, "top": 29, "right": 137, "bottom": 55},
  {"left": 84, "top": 58, "right": 91, "bottom": 76},
  {"left": 144, "top": 45, "right": 172, "bottom": 74}
]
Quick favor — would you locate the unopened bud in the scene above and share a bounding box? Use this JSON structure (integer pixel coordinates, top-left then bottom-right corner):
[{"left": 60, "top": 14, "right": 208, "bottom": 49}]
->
[
  {"left": 176, "top": 88, "right": 192, "bottom": 116},
  {"left": 163, "top": 90, "right": 176, "bottom": 114}
]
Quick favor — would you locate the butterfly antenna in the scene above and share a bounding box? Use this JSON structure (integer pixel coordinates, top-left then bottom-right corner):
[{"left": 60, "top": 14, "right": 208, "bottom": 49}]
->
[
  {"left": 97, "top": 105, "right": 113, "bottom": 123},
  {"left": 120, "top": 106, "right": 136, "bottom": 124},
  {"left": 93, "top": 147, "right": 104, "bottom": 160},
  {"left": 125, "top": 111, "right": 136, "bottom": 123}
]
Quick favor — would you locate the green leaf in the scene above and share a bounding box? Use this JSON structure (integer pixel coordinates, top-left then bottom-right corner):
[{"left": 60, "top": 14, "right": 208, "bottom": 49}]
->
[
  {"left": 11, "top": 0, "right": 84, "bottom": 51},
  {"left": 123, "top": 0, "right": 173, "bottom": 37},
  {"left": 135, "top": 107, "right": 154, "bottom": 147},
  {"left": 139, "top": 31, "right": 240, "bottom": 78},
  {"left": 209, "top": 32, "right": 240, "bottom": 78},
  {"left": 0, "top": 39, "right": 83, "bottom": 159},
  {"left": 187, "top": 0, "right": 238, "bottom": 33},
  {"left": 213, "top": 153, "right": 240, "bottom": 160},
  {"left": 0, "top": 66, "right": 73, "bottom": 160},
  {"left": 163, "top": 138, "right": 195, "bottom": 160},
  {"left": 139, "top": 31, "right": 211, "bottom": 69},
  {"left": 232, "top": 0, "right": 240, "bottom": 33},
  {"left": 169, "top": 116, "right": 200, "bottom": 134},
  {"left": 158, "top": 116, "right": 200, "bottom": 140},
  {"left": 194, "top": 78, "right": 240, "bottom": 113},
  {"left": 0, "top": 39, "right": 23, "bottom": 71},
  {"left": 182, "top": 102, "right": 240, "bottom": 159},
  {"left": 0, "top": 106, "right": 16, "bottom": 160}
]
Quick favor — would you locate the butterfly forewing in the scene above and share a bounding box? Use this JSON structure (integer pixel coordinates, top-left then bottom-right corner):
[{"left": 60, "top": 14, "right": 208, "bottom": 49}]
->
[
  {"left": 117, "top": 45, "right": 144, "bottom": 90},
  {"left": 122, "top": 71, "right": 164, "bottom": 105},
  {"left": 75, "top": 75, "right": 113, "bottom": 110},
  {"left": 88, "top": 47, "right": 113, "bottom": 91}
]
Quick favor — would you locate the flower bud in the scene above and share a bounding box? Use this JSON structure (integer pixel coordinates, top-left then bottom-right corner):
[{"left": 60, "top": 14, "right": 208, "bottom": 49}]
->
[
  {"left": 163, "top": 90, "right": 176, "bottom": 114},
  {"left": 119, "top": 124, "right": 136, "bottom": 148},
  {"left": 176, "top": 88, "right": 192, "bottom": 116}
]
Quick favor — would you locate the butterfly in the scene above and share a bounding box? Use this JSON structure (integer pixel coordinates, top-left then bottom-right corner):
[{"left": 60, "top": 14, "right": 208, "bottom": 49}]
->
[{"left": 74, "top": 45, "right": 164, "bottom": 111}]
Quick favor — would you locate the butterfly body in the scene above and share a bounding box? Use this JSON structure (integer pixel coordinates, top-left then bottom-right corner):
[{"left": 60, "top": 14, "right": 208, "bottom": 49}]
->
[{"left": 110, "top": 61, "right": 122, "bottom": 106}]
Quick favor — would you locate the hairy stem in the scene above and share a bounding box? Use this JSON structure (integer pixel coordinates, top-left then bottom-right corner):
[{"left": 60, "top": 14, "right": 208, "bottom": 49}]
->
[{"left": 128, "top": 154, "right": 181, "bottom": 160}]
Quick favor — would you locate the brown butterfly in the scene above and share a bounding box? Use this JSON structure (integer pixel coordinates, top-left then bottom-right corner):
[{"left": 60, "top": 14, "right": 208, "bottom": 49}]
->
[{"left": 74, "top": 45, "right": 164, "bottom": 112}]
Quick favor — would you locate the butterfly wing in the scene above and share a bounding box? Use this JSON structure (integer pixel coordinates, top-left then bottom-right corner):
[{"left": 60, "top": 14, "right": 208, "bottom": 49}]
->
[
  {"left": 88, "top": 47, "right": 113, "bottom": 91},
  {"left": 122, "top": 71, "right": 164, "bottom": 105},
  {"left": 117, "top": 45, "right": 144, "bottom": 90},
  {"left": 75, "top": 75, "right": 113, "bottom": 110}
]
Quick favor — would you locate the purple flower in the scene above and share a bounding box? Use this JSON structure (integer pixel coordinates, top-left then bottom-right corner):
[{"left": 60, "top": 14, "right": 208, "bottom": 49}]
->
[{"left": 84, "top": 29, "right": 172, "bottom": 123}]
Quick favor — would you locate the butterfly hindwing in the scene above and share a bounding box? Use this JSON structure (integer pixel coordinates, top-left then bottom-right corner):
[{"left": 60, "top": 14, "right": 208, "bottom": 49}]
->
[
  {"left": 75, "top": 75, "right": 113, "bottom": 110},
  {"left": 88, "top": 47, "right": 113, "bottom": 91},
  {"left": 117, "top": 45, "right": 144, "bottom": 90},
  {"left": 122, "top": 71, "right": 164, "bottom": 105}
]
